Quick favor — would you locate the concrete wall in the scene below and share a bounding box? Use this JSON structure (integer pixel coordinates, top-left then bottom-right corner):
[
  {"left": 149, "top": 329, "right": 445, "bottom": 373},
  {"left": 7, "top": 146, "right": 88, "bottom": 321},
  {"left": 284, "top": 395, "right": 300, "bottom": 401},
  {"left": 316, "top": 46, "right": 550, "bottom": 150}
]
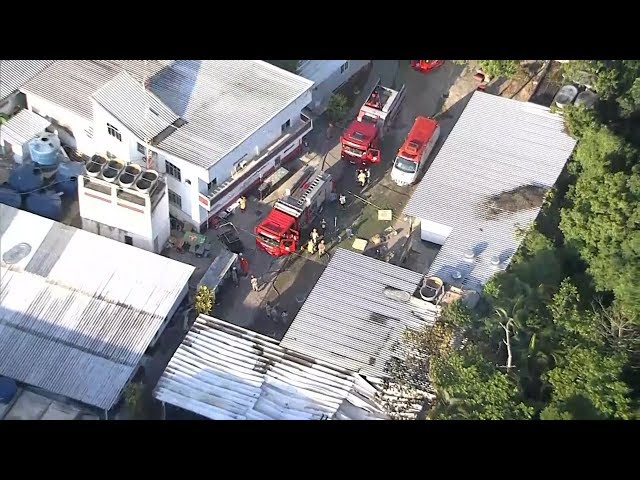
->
[
  {"left": 91, "top": 101, "right": 141, "bottom": 163},
  {"left": 24, "top": 92, "right": 94, "bottom": 155},
  {"left": 78, "top": 176, "right": 170, "bottom": 253},
  {"left": 302, "top": 60, "right": 370, "bottom": 113},
  {"left": 209, "top": 91, "right": 312, "bottom": 186}
]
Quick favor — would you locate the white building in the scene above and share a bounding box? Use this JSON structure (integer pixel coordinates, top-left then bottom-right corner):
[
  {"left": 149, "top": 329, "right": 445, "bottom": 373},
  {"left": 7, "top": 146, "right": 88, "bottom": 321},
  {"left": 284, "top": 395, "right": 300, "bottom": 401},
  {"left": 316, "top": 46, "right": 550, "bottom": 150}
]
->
[
  {"left": 296, "top": 60, "right": 371, "bottom": 113},
  {"left": 0, "top": 204, "right": 194, "bottom": 415},
  {"left": 19, "top": 60, "right": 314, "bottom": 233},
  {"left": 403, "top": 91, "right": 577, "bottom": 291},
  {"left": 78, "top": 158, "right": 170, "bottom": 253}
]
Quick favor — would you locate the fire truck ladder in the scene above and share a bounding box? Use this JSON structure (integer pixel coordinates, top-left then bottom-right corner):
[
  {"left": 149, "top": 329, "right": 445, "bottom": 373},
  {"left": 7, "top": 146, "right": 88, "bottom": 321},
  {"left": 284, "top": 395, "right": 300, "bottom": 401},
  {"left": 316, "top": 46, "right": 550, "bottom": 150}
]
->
[{"left": 276, "top": 173, "right": 328, "bottom": 218}]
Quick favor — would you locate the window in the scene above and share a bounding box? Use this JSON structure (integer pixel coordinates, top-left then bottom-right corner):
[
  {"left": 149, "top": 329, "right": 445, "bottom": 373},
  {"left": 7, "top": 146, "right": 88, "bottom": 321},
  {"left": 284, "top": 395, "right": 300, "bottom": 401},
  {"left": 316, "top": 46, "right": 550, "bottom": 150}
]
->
[
  {"left": 165, "top": 160, "right": 182, "bottom": 181},
  {"left": 207, "top": 178, "right": 217, "bottom": 192},
  {"left": 168, "top": 189, "right": 182, "bottom": 208},
  {"left": 107, "top": 123, "right": 122, "bottom": 141},
  {"left": 137, "top": 142, "right": 146, "bottom": 154},
  {"left": 85, "top": 126, "right": 94, "bottom": 139},
  {"left": 281, "top": 119, "right": 291, "bottom": 133},
  {"left": 124, "top": 235, "right": 133, "bottom": 246},
  {"left": 341, "top": 61, "right": 349, "bottom": 74}
]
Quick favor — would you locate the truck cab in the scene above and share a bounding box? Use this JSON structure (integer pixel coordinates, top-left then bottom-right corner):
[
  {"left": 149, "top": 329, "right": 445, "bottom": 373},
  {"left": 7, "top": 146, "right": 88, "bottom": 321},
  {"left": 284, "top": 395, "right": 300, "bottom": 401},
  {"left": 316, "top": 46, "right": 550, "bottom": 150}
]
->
[
  {"left": 391, "top": 116, "right": 440, "bottom": 186},
  {"left": 255, "top": 209, "right": 299, "bottom": 256},
  {"left": 340, "top": 120, "right": 381, "bottom": 166}
]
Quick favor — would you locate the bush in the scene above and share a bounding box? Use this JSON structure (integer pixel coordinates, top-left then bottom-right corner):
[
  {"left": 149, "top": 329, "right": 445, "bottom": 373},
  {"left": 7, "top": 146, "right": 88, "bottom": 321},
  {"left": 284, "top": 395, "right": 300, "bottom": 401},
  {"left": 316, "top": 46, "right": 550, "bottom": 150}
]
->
[
  {"left": 194, "top": 285, "right": 214, "bottom": 315},
  {"left": 326, "top": 93, "right": 349, "bottom": 123}
]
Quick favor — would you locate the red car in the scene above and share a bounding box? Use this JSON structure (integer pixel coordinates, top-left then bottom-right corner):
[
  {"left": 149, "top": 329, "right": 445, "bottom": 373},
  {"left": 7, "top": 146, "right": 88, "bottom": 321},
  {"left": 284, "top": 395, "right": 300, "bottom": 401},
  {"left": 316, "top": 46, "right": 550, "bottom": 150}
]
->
[{"left": 410, "top": 60, "right": 444, "bottom": 74}]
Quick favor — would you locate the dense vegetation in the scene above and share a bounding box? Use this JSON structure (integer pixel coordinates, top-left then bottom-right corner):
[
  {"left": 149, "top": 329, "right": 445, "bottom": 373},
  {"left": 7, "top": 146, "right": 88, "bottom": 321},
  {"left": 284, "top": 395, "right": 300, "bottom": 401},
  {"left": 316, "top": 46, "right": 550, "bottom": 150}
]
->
[{"left": 388, "top": 60, "right": 640, "bottom": 420}]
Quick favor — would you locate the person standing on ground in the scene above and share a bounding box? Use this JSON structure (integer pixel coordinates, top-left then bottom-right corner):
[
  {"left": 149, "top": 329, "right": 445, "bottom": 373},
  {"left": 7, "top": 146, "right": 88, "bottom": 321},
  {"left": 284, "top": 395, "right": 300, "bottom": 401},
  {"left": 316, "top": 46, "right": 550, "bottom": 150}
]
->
[
  {"left": 239, "top": 196, "right": 247, "bottom": 213},
  {"left": 238, "top": 253, "right": 249, "bottom": 276},
  {"left": 365, "top": 168, "right": 371, "bottom": 185},
  {"left": 320, "top": 218, "right": 327, "bottom": 237},
  {"left": 339, "top": 194, "right": 346, "bottom": 210},
  {"left": 310, "top": 228, "right": 319, "bottom": 246},
  {"left": 231, "top": 266, "right": 239, "bottom": 287},
  {"left": 265, "top": 301, "right": 273, "bottom": 320},
  {"left": 318, "top": 239, "right": 326, "bottom": 257},
  {"left": 306, "top": 238, "right": 315, "bottom": 254},
  {"left": 281, "top": 310, "right": 289, "bottom": 325},
  {"left": 357, "top": 170, "right": 367, "bottom": 188},
  {"left": 250, "top": 275, "right": 259, "bottom": 292}
]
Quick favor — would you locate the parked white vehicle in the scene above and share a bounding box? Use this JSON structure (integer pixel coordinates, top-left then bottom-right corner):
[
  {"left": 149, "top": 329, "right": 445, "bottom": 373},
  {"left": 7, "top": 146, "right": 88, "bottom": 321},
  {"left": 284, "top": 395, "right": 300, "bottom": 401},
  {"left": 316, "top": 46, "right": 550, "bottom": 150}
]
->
[{"left": 391, "top": 116, "right": 440, "bottom": 186}]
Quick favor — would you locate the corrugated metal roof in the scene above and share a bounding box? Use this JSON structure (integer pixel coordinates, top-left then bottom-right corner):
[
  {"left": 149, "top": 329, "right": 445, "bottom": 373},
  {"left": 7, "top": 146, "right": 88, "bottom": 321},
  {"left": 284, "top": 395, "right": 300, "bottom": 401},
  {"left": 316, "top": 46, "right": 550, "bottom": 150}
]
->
[
  {"left": 0, "top": 205, "right": 195, "bottom": 410},
  {"left": 21, "top": 60, "right": 313, "bottom": 170},
  {"left": 280, "top": 248, "right": 439, "bottom": 381},
  {"left": 92, "top": 71, "right": 179, "bottom": 141},
  {"left": 297, "top": 60, "right": 347, "bottom": 84},
  {"left": 403, "top": 92, "right": 577, "bottom": 291},
  {"left": 0, "top": 109, "right": 50, "bottom": 146},
  {"left": 20, "top": 60, "right": 173, "bottom": 121},
  {"left": 150, "top": 60, "right": 313, "bottom": 169},
  {"left": 0, "top": 60, "right": 55, "bottom": 100},
  {"left": 153, "top": 315, "right": 387, "bottom": 420}
]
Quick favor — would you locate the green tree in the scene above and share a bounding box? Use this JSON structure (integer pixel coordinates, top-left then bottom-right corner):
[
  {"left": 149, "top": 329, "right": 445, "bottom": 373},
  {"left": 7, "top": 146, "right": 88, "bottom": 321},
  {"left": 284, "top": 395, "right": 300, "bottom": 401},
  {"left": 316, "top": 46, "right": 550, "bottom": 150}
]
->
[
  {"left": 267, "top": 60, "right": 299, "bottom": 73},
  {"left": 326, "top": 93, "right": 349, "bottom": 123},
  {"left": 541, "top": 346, "right": 632, "bottom": 419},
  {"left": 562, "top": 104, "right": 600, "bottom": 139},
  {"left": 429, "top": 348, "right": 534, "bottom": 420},
  {"left": 124, "top": 382, "right": 146, "bottom": 419},
  {"left": 477, "top": 60, "right": 521, "bottom": 79},
  {"left": 194, "top": 285, "right": 214, "bottom": 316},
  {"left": 560, "top": 128, "right": 640, "bottom": 320}
]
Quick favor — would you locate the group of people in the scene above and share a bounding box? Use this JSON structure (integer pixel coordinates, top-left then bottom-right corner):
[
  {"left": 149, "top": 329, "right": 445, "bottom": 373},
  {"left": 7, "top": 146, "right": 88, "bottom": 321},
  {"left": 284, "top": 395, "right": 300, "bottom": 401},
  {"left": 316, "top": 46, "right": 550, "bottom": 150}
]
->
[
  {"left": 357, "top": 168, "right": 371, "bottom": 188},
  {"left": 265, "top": 301, "right": 288, "bottom": 325},
  {"left": 306, "top": 226, "right": 327, "bottom": 257}
]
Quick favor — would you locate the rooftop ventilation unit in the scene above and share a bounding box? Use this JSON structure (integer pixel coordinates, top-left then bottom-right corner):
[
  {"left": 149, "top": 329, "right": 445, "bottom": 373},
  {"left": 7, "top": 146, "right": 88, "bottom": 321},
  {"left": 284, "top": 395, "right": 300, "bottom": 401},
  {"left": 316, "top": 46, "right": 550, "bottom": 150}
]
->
[
  {"left": 420, "top": 276, "right": 444, "bottom": 302},
  {"left": 86, "top": 155, "right": 107, "bottom": 177},
  {"left": 135, "top": 169, "right": 159, "bottom": 194},
  {"left": 101, "top": 159, "right": 124, "bottom": 183},
  {"left": 463, "top": 249, "right": 475, "bottom": 262},
  {"left": 118, "top": 164, "right": 142, "bottom": 189},
  {"left": 490, "top": 255, "right": 501, "bottom": 269}
]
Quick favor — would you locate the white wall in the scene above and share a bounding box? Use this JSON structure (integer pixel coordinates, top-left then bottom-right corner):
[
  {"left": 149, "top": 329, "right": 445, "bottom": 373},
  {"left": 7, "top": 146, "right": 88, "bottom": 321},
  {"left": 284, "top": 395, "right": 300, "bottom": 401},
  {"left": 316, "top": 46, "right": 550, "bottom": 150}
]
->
[
  {"left": 210, "top": 91, "right": 312, "bottom": 186},
  {"left": 302, "top": 60, "right": 370, "bottom": 113},
  {"left": 78, "top": 177, "right": 170, "bottom": 253},
  {"left": 151, "top": 190, "right": 171, "bottom": 252},
  {"left": 24, "top": 92, "right": 94, "bottom": 155},
  {"left": 91, "top": 101, "right": 139, "bottom": 163},
  {"left": 420, "top": 219, "right": 453, "bottom": 245}
]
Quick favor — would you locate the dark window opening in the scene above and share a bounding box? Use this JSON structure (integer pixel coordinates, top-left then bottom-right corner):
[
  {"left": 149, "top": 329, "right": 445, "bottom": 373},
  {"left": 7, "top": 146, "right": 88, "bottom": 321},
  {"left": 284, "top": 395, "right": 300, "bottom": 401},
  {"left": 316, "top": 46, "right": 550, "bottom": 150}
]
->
[
  {"left": 137, "top": 142, "right": 146, "bottom": 154},
  {"left": 165, "top": 160, "right": 182, "bottom": 181},
  {"left": 124, "top": 235, "right": 133, "bottom": 245},
  {"left": 281, "top": 119, "right": 291, "bottom": 133},
  {"left": 107, "top": 123, "right": 122, "bottom": 142},
  {"left": 168, "top": 189, "right": 182, "bottom": 208}
]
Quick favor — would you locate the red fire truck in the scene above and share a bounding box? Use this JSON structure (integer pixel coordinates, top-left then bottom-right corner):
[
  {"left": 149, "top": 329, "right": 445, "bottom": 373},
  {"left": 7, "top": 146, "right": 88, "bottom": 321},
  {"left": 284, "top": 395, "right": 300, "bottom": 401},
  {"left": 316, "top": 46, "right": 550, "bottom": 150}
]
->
[
  {"left": 340, "top": 80, "right": 405, "bottom": 166},
  {"left": 410, "top": 60, "right": 444, "bottom": 74},
  {"left": 254, "top": 166, "right": 334, "bottom": 256},
  {"left": 390, "top": 116, "right": 440, "bottom": 186}
]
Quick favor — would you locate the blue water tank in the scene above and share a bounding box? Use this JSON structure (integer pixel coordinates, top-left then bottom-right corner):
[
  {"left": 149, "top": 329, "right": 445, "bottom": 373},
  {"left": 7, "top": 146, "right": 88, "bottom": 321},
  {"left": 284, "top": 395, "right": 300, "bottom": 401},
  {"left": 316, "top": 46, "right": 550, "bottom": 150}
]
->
[
  {"left": 55, "top": 161, "right": 84, "bottom": 197},
  {"left": 54, "top": 175, "right": 78, "bottom": 196},
  {"left": 28, "top": 132, "right": 61, "bottom": 167},
  {"left": 0, "top": 185, "right": 22, "bottom": 208},
  {"left": 8, "top": 164, "right": 44, "bottom": 193},
  {"left": 0, "top": 376, "right": 18, "bottom": 404},
  {"left": 25, "top": 190, "right": 63, "bottom": 221},
  {"left": 57, "top": 160, "right": 85, "bottom": 179}
]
